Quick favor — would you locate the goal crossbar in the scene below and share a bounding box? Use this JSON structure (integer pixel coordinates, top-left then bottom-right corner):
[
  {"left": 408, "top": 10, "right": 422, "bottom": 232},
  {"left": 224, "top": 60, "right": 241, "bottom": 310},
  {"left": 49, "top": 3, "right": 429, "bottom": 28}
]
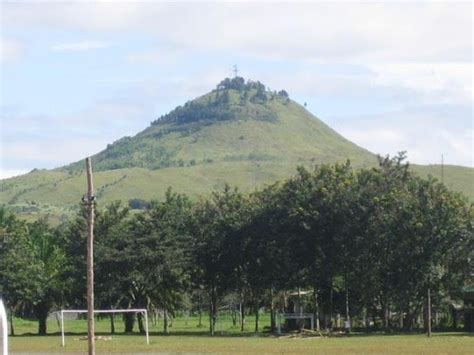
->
[{"left": 57, "top": 309, "right": 149, "bottom": 346}]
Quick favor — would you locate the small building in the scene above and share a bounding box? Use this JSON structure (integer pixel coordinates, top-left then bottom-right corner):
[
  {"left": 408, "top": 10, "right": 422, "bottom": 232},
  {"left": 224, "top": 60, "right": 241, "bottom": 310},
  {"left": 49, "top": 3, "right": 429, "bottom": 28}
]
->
[{"left": 279, "top": 290, "right": 314, "bottom": 332}]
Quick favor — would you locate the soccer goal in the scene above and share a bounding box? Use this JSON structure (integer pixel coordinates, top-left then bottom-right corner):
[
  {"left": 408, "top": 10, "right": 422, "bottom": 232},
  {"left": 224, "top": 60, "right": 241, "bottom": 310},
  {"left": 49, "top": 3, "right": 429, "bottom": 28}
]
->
[
  {"left": 58, "top": 309, "right": 149, "bottom": 347},
  {"left": 0, "top": 298, "right": 8, "bottom": 355}
]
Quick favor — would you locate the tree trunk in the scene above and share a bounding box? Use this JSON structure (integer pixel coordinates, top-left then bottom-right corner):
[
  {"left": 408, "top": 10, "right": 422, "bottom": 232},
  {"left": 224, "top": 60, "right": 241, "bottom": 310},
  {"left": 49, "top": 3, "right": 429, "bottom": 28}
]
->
[
  {"left": 209, "top": 301, "right": 213, "bottom": 334},
  {"left": 345, "top": 281, "right": 350, "bottom": 324},
  {"left": 232, "top": 304, "right": 237, "bottom": 326},
  {"left": 110, "top": 314, "right": 115, "bottom": 334},
  {"left": 426, "top": 288, "right": 432, "bottom": 337},
  {"left": 365, "top": 306, "right": 370, "bottom": 331},
  {"left": 329, "top": 280, "right": 334, "bottom": 329},
  {"left": 405, "top": 305, "right": 417, "bottom": 331},
  {"left": 270, "top": 287, "right": 275, "bottom": 332},
  {"left": 38, "top": 316, "right": 47, "bottom": 336},
  {"left": 198, "top": 306, "right": 202, "bottom": 328},
  {"left": 35, "top": 302, "right": 49, "bottom": 335},
  {"left": 137, "top": 312, "right": 145, "bottom": 334},
  {"left": 451, "top": 308, "right": 457, "bottom": 330},
  {"left": 383, "top": 301, "right": 389, "bottom": 329},
  {"left": 9, "top": 308, "right": 14, "bottom": 336},
  {"left": 240, "top": 303, "right": 245, "bottom": 332},
  {"left": 163, "top": 310, "right": 168, "bottom": 334},
  {"left": 209, "top": 290, "right": 217, "bottom": 335},
  {"left": 212, "top": 298, "right": 217, "bottom": 334},
  {"left": 240, "top": 295, "right": 246, "bottom": 332},
  {"left": 313, "top": 287, "right": 320, "bottom": 331},
  {"left": 254, "top": 303, "right": 259, "bottom": 333},
  {"left": 198, "top": 293, "right": 203, "bottom": 327},
  {"left": 124, "top": 313, "right": 135, "bottom": 333}
]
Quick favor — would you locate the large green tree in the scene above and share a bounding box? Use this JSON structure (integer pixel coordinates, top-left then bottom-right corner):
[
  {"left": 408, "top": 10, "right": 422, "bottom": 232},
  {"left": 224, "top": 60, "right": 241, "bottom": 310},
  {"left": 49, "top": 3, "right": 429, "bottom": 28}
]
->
[
  {"left": 191, "top": 185, "right": 251, "bottom": 335},
  {"left": 0, "top": 211, "right": 66, "bottom": 335}
]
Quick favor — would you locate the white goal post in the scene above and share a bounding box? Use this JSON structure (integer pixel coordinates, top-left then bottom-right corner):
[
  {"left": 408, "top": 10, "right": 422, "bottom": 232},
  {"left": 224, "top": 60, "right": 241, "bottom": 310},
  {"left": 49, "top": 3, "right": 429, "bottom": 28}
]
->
[
  {"left": 58, "top": 309, "right": 149, "bottom": 347},
  {"left": 0, "top": 299, "right": 8, "bottom": 355}
]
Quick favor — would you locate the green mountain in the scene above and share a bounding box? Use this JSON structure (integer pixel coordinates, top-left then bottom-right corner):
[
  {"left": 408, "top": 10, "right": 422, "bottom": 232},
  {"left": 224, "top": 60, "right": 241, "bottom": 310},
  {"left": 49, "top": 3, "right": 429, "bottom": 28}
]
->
[
  {"left": 1, "top": 77, "right": 472, "bottom": 222},
  {"left": 64, "top": 78, "right": 375, "bottom": 173}
]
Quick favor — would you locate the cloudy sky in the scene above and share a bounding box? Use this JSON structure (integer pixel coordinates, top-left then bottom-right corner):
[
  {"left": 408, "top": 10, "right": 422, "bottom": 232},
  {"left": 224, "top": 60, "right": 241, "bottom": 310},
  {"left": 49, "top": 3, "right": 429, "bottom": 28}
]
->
[{"left": 0, "top": 1, "right": 472, "bottom": 179}]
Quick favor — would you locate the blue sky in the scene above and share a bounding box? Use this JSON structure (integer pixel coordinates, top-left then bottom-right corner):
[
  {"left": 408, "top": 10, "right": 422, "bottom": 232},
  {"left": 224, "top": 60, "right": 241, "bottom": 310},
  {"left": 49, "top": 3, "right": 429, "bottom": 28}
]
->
[{"left": 0, "top": 1, "right": 472, "bottom": 179}]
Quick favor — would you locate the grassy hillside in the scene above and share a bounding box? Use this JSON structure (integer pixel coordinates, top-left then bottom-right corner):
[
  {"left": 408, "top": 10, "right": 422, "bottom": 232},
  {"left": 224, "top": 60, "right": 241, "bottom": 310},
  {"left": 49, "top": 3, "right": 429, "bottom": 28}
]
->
[
  {"left": 411, "top": 164, "right": 474, "bottom": 201},
  {"left": 1, "top": 77, "right": 472, "bottom": 220},
  {"left": 2, "top": 161, "right": 472, "bottom": 213},
  {"left": 63, "top": 86, "right": 376, "bottom": 173}
]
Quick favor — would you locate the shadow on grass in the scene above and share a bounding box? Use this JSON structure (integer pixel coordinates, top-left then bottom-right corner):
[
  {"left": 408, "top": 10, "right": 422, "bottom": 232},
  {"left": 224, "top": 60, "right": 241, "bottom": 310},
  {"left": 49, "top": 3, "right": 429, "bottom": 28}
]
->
[
  {"left": 329, "top": 330, "right": 473, "bottom": 338},
  {"left": 10, "top": 329, "right": 473, "bottom": 339}
]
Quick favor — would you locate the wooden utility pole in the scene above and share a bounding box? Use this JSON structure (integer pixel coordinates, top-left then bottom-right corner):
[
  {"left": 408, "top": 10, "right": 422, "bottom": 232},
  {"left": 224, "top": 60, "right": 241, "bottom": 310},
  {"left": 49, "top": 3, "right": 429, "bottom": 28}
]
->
[{"left": 85, "top": 158, "right": 95, "bottom": 354}]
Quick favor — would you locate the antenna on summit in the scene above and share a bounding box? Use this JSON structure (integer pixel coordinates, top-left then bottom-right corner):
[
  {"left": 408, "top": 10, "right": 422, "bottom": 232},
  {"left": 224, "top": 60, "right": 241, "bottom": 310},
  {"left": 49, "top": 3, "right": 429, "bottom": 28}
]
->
[{"left": 232, "top": 64, "right": 239, "bottom": 78}]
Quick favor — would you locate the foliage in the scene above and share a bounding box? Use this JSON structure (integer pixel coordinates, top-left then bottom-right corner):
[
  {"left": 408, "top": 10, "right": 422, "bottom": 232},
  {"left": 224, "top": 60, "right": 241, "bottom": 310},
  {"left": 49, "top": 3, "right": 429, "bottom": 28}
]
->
[
  {"left": 0, "top": 210, "right": 67, "bottom": 334},
  {"left": 1, "top": 155, "right": 473, "bottom": 335},
  {"left": 154, "top": 100, "right": 236, "bottom": 125}
]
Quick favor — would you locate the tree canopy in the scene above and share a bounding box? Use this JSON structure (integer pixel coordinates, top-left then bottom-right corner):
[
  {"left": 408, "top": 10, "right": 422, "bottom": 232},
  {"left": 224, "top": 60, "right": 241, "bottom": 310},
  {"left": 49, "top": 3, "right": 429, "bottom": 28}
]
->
[{"left": 1, "top": 154, "right": 472, "bottom": 334}]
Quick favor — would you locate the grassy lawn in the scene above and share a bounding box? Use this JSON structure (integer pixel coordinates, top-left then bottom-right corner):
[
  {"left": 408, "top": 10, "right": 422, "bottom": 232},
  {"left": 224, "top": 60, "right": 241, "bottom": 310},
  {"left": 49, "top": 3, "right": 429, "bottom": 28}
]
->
[{"left": 8, "top": 315, "right": 474, "bottom": 354}]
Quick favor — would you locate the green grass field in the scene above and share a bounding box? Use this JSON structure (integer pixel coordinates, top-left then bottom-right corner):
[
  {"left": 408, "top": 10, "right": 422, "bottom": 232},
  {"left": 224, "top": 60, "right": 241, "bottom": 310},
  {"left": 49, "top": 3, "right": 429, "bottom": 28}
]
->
[{"left": 8, "top": 315, "right": 474, "bottom": 354}]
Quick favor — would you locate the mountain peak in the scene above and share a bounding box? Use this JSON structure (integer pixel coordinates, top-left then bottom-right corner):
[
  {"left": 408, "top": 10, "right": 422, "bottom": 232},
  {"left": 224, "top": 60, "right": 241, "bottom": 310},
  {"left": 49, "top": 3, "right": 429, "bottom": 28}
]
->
[
  {"left": 152, "top": 77, "right": 290, "bottom": 126},
  {"left": 215, "top": 76, "right": 288, "bottom": 98},
  {"left": 59, "top": 76, "right": 375, "bottom": 174}
]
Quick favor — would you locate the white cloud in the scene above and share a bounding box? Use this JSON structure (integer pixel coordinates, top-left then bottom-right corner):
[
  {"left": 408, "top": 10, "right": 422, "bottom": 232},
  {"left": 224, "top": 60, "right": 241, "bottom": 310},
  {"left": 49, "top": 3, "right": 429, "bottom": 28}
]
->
[
  {"left": 333, "top": 109, "right": 473, "bottom": 168},
  {"left": 340, "top": 128, "right": 403, "bottom": 146},
  {"left": 0, "top": 100, "right": 154, "bottom": 172},
  {"left": 50, "top": 40, "right": 110, "bottom": 52},
  {"left": 438, "top": 129, "right": 473, "bottom": 167},
  {"left": 368, "top": 63, "right": 472, "bottom": 104},
  {"left": 0, "top": 169, "right": 29, "bottom": 180},
  {"left": 2, "top": 137, "right": 110, "bottom": 166},
  {"left": 3, "top": 2, "right": 471, "bottom": 63},
  {"left": 126, "top": 47, "right": 187, "bottom": 65},
  {"left": 0, "top": 37, "right": 25, "bottom": 63},
  {"left": 4, "top": 2, "right": 471, "bottom": 108}
]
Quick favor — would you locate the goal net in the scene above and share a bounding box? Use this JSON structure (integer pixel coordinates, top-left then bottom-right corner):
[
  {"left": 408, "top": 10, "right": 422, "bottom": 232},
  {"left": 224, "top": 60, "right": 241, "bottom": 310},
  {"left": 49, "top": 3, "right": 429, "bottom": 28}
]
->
[{"left": 58, "top": 309, "right": 149, "bottom": 346}]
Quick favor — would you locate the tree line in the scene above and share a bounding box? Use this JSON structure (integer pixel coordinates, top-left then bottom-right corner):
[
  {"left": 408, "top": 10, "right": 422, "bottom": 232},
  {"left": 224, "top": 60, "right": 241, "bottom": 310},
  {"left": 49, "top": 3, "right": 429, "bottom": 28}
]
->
[
  {"left": 152, "top": 77, "right": 288, "bottom": 126},
  {"left": 0, "top": 154, "right": 472, "bottom": 335}
]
